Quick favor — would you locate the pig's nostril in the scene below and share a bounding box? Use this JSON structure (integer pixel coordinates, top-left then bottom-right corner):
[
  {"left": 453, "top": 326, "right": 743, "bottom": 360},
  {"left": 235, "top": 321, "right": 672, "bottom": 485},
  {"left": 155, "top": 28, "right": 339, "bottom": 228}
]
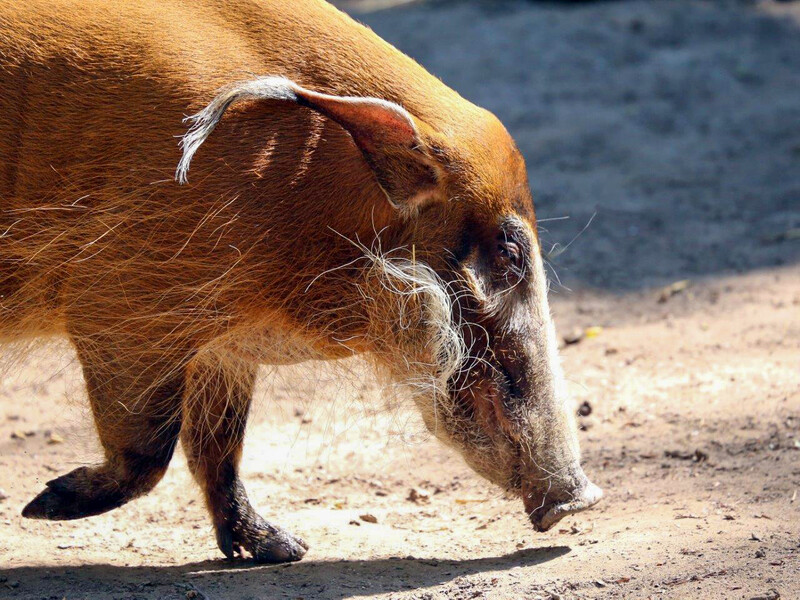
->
[{"left": 528, "top": 481, "right": 603, "bottom": 532}]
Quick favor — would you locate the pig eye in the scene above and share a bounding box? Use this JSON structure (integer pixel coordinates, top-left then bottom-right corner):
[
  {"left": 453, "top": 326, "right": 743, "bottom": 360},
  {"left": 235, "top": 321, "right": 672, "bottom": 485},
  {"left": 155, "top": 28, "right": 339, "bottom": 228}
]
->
[{"left": 496, "top": 240, "right": 524, "bottom": 275}]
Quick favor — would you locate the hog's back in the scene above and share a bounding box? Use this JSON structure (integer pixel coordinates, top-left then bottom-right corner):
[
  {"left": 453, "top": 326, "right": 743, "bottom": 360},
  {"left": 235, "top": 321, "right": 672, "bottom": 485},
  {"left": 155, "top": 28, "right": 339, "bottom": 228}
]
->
[{"left": 0, "top": 0, "right": 474, "bottom": 345}]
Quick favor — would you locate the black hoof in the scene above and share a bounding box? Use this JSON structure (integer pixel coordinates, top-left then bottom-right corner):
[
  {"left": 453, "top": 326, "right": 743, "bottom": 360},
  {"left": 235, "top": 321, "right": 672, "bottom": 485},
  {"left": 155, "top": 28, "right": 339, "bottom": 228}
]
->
[
  {"left": 22, "top": 487, "right": 70, "bottom": 520},
  {"left": 22, "top": 468, "right": 124, "bottom": 520},
  {"left": 218, "top": 515, "right": 309, "bottom": 563},
  {"left": 246, "top": 527, "right": 308, "bottom": 564}
]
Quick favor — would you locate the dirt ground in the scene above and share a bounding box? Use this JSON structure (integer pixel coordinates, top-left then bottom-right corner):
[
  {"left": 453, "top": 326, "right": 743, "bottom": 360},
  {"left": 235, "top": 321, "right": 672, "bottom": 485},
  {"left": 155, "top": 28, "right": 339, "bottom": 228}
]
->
[{"left": 1, "top": 1, "right": 799, "bottom": 599}]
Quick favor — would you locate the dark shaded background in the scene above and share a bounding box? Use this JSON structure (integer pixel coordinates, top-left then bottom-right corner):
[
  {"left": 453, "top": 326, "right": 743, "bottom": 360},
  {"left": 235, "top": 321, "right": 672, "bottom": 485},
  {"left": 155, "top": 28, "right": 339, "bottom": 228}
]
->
[{"left": 342, "top": 0, "right": 800, "bottom": 289}]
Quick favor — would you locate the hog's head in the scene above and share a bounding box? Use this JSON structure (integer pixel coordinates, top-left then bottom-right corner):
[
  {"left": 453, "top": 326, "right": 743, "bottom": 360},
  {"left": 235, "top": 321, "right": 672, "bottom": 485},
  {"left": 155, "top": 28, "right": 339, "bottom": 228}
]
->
[{"left": 177, "top": 77, "right": 602, "bottom": 531}]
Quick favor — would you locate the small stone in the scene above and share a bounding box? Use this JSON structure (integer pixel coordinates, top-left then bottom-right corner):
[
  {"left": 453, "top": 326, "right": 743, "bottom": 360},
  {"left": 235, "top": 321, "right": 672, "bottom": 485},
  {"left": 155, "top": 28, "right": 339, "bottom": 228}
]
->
[
  {"left": 658, "top": 279, "right": 690, "bottom": 303},
  {"left": 755, "top": 548, "right": 766, "bottom": 558},
  {"left": 578, "top": 401, "right": 592, "bottom": 417},
  {"left": 0, "top": 488, "right": 8, "bottom": 501},
  {"left": 563, "top": 328, "right": 584, "bottom": 345},
  {"left": 359, "top": 513, "right": 378, "bottom": 524},
  {"left": 407, "top": 488, "right": 430, "bottom": 504},
  {"left": 10, "top": 430, "right": 26, "bottom": 440}
]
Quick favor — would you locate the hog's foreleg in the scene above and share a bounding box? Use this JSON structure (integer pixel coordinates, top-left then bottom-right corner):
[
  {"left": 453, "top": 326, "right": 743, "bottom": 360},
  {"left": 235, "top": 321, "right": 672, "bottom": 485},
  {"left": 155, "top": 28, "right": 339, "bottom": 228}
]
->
[
  {"left": 23, "top": 336, "right": 184, "bottom": 520},
  {"left": 181, "top": 359, "right": 308, "bottom": 563}
]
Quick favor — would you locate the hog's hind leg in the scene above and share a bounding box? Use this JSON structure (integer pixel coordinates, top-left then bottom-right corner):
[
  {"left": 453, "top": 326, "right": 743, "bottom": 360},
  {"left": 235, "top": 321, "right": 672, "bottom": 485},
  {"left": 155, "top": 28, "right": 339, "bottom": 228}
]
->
[
  {"left": 182, "top": 359, "right": 308, "bottom": 563},
  {"left": 22, "top": 337, "right": 184, "bottom": 520}
]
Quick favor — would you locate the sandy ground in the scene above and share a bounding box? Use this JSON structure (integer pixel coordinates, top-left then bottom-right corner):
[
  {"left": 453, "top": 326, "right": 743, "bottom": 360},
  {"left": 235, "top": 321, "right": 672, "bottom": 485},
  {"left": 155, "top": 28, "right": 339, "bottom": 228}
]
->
[{"left": 1, "top": 1, "right": 799, "bottom": 599}]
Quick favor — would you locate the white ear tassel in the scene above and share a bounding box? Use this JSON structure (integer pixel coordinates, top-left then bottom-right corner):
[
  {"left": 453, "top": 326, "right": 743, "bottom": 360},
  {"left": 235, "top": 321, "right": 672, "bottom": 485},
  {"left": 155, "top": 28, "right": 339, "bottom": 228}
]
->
[
  {"left": 176, "top": 76, "right": 300, "bottom": 184},
  {"left": 175, "top": 76, "right": 420, "bottom": 185}
]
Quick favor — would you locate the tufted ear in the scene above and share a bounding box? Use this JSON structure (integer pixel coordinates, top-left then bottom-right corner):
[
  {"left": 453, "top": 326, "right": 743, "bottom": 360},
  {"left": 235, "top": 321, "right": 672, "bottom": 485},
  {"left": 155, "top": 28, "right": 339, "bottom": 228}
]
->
[{"left": 176, "top": 76, "right": 444, "bottom": 212}]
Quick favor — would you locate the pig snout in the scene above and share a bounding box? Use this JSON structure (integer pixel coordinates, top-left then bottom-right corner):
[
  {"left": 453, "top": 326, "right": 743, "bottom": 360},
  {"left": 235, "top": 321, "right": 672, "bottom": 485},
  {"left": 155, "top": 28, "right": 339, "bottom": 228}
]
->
[{"left": 522, "top": 467, "right": 603, "bottom": 532}]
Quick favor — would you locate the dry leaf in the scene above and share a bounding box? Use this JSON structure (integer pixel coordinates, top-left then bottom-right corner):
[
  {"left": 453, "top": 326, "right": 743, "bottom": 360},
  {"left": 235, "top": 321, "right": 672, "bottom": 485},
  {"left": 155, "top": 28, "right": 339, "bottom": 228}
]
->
[
  {"left": 47, "top": 432, "right": 64, "bottom": 445},
  {"left": 585, "top": 326, "right": 603, "bottom": 339}
]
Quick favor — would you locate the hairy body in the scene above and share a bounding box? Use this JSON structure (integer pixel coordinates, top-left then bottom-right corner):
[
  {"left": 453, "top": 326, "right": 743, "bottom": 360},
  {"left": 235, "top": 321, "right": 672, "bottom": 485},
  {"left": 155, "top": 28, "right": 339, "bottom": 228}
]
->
[{"left": 0, "top": 0, "right": 601, "bottom": 563}]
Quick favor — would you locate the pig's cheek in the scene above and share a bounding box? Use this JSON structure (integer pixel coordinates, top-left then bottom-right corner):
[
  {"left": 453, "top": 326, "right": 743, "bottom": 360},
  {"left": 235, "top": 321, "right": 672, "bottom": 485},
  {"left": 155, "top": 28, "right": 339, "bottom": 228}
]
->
[
  {"left": 491, "top": 397, "right": 520, "bottom": 441},
  {"left": 468, "top": 380, "right": 498, "bottom": 436},
  {"left": 476, "top": 375, "right": 520, "bottom": 442},
  {"left": 470, "top": 379, "right": 515, "bottom": 441}
]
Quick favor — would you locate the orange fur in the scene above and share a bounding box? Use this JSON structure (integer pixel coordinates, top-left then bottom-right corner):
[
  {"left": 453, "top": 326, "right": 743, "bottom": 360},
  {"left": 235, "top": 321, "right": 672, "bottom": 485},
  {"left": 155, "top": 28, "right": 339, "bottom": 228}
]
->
[{"left": 0, "top": 0, "right": 525, "bottom": 355}]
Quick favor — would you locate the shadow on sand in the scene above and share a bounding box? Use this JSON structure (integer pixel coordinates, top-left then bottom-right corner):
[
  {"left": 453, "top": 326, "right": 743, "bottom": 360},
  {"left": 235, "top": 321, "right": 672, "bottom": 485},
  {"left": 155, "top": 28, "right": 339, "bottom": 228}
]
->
[{"left": 3, "top": 546, "right": 570, "bottom": 599}]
